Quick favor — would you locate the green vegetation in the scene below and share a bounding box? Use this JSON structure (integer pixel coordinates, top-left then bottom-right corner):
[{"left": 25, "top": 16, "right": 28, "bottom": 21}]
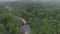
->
[{"left": 0, "top": 1, "right": 60, "bottom": 34}]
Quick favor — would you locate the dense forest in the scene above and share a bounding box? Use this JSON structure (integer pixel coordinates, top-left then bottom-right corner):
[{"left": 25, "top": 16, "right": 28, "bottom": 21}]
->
[{"left": 0, "top": 1, "right": 60, "bottom": 34}]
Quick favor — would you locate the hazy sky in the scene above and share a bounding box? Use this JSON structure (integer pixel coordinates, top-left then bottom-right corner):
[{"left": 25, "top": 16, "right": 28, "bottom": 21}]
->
[
  {"left": 0, "top": 0, "right": 60, "bottom": 2},
  {"left": 0, "top": 0, "right": 17, "bottom": 1}
]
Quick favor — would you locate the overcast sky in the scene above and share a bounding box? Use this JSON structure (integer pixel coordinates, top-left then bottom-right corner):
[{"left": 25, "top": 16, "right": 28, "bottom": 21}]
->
[
  {"left": 0, "top": 0, "right": 17, "bottom": 1},
  {"left": 0, "top": 0, "right": 60, "bottom": 1}
]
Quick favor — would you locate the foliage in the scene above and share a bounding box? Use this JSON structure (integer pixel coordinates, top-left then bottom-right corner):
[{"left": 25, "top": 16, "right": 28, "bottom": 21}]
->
[{"left": 0, "top": 2, "right": 60, "bottom": 34}]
